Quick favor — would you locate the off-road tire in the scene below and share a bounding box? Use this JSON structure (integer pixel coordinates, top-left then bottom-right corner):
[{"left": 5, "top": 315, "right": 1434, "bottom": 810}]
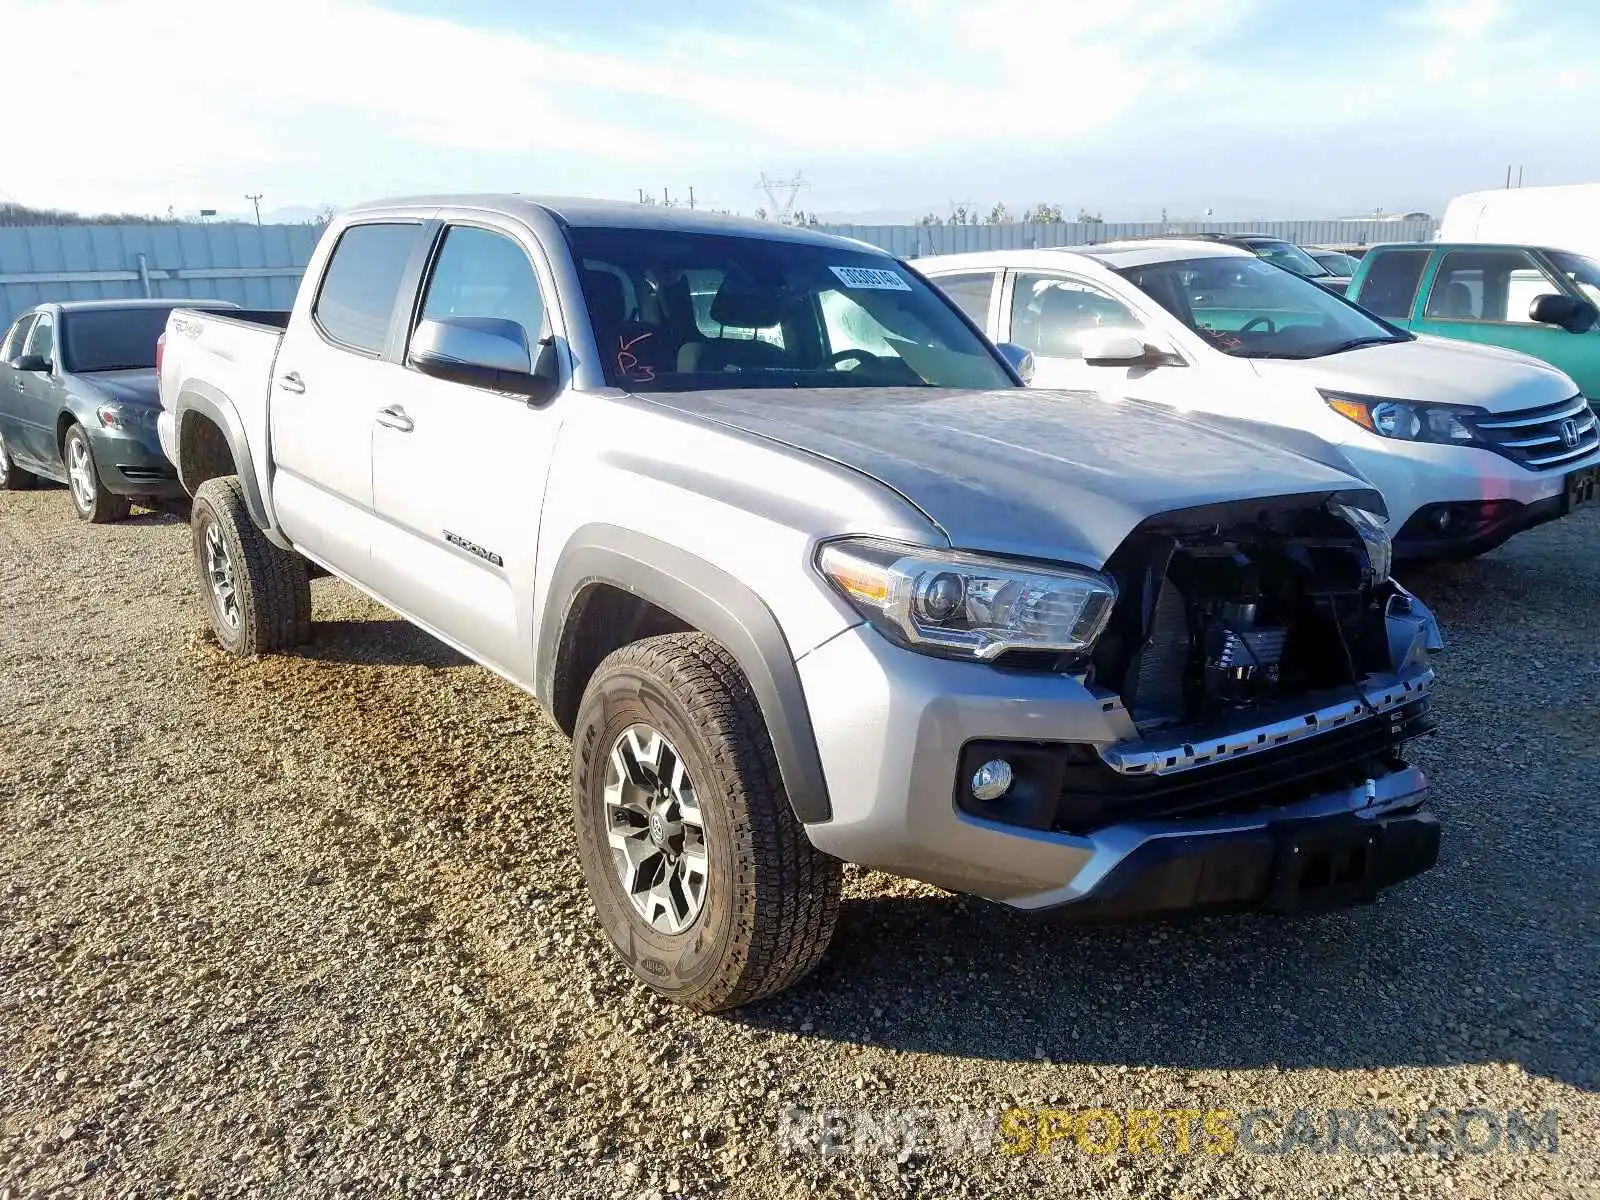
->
[
  {"left": 572, "top": 632, "right": 841, "bottom": 1012},
  {"left": 63, "top": 424, "right": 130, "bottom": 523},
  {"left": 191, "top": 475, "right": 312, "bottom": 655},
  {"left": 0, "top": 430, "right": 37, "bottom": 490}
]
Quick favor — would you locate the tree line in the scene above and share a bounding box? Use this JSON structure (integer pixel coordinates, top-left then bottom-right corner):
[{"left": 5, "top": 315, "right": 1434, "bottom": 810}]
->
[{"left": 916, "top": 203, "right": 1103, "bottom": 226}]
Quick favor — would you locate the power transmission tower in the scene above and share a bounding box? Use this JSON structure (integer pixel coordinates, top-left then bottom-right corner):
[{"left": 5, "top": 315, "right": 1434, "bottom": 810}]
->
[
  {"left": 245, "top": 193, "right": 263, "bottom": 227},
  {"left": 756, "top": 171, "right": 808, "bottom": 224}
]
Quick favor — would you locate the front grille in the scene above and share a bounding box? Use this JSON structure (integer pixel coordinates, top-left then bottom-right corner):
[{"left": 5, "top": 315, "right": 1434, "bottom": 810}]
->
[
  {"left": 1053, "top": 697, "right": 1433, "bottom": 834},
  {"left": 1469, "top": 394, "right": 1598, "bottom": 470}
]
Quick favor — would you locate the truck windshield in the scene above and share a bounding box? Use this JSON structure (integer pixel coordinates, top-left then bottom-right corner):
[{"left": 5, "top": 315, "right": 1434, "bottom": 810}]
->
[
  {"left": 1547, "top": 250, "right": 1600, "bottom": 309},
  {"left": 564, "top": 226, "right": 1015, "bottom": 392},
  {"left": 1118, "top": 256, "right": 1410, "bottom": 360},
  {"left": 59, "top": 307, "right": 180, "bottom": 372}
]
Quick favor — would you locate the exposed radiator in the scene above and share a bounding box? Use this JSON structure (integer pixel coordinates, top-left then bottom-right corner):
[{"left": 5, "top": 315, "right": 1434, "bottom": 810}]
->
[{"left": 1127, "top": 581, "right": 1189, "bottom": 726}]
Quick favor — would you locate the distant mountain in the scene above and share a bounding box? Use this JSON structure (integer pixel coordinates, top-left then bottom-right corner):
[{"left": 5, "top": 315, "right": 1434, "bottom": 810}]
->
[{"left": 258, "top": 204, "right": 336, "bottom": 225}]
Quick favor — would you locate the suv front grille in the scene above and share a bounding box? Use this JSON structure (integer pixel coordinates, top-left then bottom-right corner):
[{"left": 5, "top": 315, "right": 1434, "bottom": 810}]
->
[{"left": 1470, "top": 394, "right": 1598, "bottom": 470}]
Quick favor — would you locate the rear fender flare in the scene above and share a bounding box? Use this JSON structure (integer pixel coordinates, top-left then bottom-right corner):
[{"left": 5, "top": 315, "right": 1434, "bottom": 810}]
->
[{"left": 175, "top": 384, "right": 289, "bottom": 549}]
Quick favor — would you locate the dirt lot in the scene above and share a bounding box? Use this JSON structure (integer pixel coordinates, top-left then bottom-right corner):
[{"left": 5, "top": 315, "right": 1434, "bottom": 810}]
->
[{"left": 1, "top": 484, "right": 1597, "bottom": 1199}]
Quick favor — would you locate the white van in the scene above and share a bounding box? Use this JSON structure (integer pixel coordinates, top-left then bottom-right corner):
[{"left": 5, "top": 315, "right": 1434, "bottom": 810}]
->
[{"left": 1438, "top": 183, "right": 1600, "bottom": 259}]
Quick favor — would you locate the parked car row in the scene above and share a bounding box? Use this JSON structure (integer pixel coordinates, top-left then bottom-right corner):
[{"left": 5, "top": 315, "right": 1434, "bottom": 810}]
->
[
  {"left": 11, "top": 195, "right": 1586, "bottom": 1015},
  {"left": 918, "top": 238, "right": 1599, "bottom": 558}
]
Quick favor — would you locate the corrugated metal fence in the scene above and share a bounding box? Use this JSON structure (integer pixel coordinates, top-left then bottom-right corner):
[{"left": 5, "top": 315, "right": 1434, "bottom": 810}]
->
[
  {"left": 820, "top": 219, "right": 1439, "bottom": 259},
  {"left": 0, "top": 223, "right": 324, "bottom": 328},
  {"left": 0, "top": 218, "right": 1438, "bottom": 328}
]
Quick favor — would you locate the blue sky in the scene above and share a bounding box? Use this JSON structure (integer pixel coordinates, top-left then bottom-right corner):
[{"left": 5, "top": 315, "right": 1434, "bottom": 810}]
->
[{"left": 19, "top": 0, "right": 1600, "bottom": 221}]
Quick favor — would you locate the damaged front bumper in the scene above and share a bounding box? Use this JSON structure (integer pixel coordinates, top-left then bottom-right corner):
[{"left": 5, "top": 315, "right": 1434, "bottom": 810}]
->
[
  {"left": 1007, "top": 763, "right": 1437, "bottom": 917},
  {"left": 797, "top": 585, "right": 1443, "bottom": 917}
]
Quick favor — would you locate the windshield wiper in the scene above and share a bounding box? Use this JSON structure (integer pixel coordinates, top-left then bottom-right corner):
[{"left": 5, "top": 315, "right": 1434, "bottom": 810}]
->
[{"left": 1323, "top": 336, "right": 1406, "bottom": 355}]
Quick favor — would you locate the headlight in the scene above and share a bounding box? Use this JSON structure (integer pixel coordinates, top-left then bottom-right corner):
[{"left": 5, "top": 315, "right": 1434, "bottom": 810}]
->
[
  {"left": 1329, "top": 501, "right": 1393, "bottom": 584},
  {"left": 1320, "top": 390, "right": 1478, "bottom": 444},
  {"left": 816, "top": 536, "right": 1117, "bottom": 661}
]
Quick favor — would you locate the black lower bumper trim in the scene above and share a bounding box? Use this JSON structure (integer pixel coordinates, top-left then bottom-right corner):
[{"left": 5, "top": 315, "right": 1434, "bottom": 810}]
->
[
  {"left": 1393, "top": 493, "right": 1568, "bottom": 561},
  {"left": 1042, "top": 807, "right": 1439, "bottom": 922}
]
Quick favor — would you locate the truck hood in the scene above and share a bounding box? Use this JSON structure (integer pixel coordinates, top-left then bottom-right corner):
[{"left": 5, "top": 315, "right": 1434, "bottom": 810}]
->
[
  {"left": 645, "top": 386, "right": 1373, "bottom": 566},
  {"left": 1250, "top": 336, "right": 1577, "bottom": 413},
  {"left": 67, "top": 368, "right": 159, "bottom": 408}
]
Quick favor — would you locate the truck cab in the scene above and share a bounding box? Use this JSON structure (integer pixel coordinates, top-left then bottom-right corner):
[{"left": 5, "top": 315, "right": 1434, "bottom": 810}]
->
[{"left": 1348, "top": 243, "right": 1600, "bottom": 412}]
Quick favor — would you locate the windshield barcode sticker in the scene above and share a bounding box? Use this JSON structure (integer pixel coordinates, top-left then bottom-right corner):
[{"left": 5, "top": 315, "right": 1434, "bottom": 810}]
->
[{"left": 829, "top": 265, "right": 912, "bottom": 292}]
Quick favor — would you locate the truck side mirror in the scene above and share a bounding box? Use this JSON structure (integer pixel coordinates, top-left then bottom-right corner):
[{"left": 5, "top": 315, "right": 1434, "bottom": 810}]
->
[
  {"left": 1529, "top": 293, "right": 1598, "bottom": 333},
  {"left": 408, "top": 316, "right": 557, "bottom": 402}
]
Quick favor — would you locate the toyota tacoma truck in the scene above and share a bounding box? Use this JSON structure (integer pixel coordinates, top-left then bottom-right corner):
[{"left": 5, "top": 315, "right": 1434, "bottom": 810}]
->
[{"left": 159, "top": 196, "right": 1444, "bottom": 1012}]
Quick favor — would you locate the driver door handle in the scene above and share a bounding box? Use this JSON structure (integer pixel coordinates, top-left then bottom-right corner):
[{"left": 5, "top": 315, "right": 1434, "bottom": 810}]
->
[
  {"left": 277, "top": 370, "right": 305, "bottom": 394},
  {"left": 375, "top": 404, "right": 414, "bottom": 433}
]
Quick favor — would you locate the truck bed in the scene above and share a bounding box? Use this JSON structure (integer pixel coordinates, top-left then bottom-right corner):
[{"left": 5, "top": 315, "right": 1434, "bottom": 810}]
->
[
  {"left": 194, "top": 308, "right": 292, "bottom": 332},
  {"left": 159, "top": 307, "right": 290, "bottom": 510}
]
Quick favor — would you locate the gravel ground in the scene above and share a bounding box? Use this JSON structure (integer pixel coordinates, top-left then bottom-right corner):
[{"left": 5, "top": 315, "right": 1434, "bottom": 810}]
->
[{"left": 1, "top": 484, "right": 1597, "bottom": 1199}]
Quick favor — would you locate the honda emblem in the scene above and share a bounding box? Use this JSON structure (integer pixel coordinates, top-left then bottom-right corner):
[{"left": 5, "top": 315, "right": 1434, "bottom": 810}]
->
[{"left": 1561, "top": 418, "right": 1580, "bottom": 449}]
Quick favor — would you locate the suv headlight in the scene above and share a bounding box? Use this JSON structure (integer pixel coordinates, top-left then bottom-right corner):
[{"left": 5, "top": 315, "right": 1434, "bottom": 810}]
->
[
  {"left": 816, "top": 537, "right": 1116, "bottom": 661},
  {"left": 1320, "top": 390, "right": 1479, "bottom": 444}
]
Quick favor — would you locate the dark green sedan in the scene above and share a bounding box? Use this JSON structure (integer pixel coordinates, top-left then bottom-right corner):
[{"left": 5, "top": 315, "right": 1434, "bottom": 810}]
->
[{"left": 0, "top": 299, "right": 234, "bottom": 521}]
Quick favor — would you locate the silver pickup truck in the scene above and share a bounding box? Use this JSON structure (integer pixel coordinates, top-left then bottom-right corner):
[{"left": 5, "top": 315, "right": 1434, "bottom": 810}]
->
[{"left": 158, "top": 196, "right": 1444, "bottom": 1011}]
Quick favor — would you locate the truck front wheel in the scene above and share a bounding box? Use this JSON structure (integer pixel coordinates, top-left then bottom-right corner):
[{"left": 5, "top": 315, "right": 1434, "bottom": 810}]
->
[
  {"left": 572, "top": 632, "right": 841, "bottom": 1012},
  {"left": 191, "top": 476, "right": 311, "bottom": 655}
]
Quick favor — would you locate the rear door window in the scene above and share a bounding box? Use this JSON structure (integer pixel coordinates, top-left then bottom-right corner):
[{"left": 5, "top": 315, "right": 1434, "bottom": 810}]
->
[
  {"left": 1352, "top": 250, "right": 1430, "bottom": 319},
  {"left": 313, "top": 222, "right": 427, "bottom": 354},
  {"left": 929, "top": 271, "right": 998, "bottom": 328}
]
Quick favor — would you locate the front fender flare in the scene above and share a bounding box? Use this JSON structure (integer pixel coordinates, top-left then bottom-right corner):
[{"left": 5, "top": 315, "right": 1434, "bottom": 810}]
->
[{"left": 538, "top": 525, "right": 833, "bottom": 824}]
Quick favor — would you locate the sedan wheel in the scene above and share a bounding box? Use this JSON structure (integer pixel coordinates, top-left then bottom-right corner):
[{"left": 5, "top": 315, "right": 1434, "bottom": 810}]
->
[{"left": 62, "top": 424, "right": 129, "bottom": 523}]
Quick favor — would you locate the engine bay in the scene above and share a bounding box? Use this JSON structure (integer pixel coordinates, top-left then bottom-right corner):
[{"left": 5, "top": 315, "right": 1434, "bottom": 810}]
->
[{"left": 1092, "top": 499, "right": 1397, "bottom": 733}]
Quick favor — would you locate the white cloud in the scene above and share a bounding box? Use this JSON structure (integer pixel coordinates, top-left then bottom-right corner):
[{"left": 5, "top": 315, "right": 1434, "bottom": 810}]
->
[
  {"left": 7, "top": 0, "right": 1600, "bottom": 215},
  {"left": 6, "top": 0, "right": 1267, "bottom": 212}
]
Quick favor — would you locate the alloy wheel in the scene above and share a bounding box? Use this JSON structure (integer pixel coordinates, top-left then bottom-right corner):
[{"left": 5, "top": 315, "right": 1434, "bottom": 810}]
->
[
  {"left": 604, "top": 724, "right": 709, "bottom": 935},
  {"left": 66, "top": 435, "right": 96, "bottom": 512},
  {"left": 203, "top": 519, "right": 241, "bottom": 630}
]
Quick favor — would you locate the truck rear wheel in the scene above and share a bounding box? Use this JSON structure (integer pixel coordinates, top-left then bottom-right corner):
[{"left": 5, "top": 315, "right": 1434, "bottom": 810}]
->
[
  {"left": 191, "top": 476, "right": 311, "bottom": 655},
  {"left": 571, "top": 632, "right": 841, "bottom": 1012}
]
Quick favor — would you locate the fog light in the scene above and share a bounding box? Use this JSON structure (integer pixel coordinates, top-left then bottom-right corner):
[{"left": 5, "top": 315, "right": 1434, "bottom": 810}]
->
[{"left": 970, "top": 758, "right": 1013, "bottom": 802}]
